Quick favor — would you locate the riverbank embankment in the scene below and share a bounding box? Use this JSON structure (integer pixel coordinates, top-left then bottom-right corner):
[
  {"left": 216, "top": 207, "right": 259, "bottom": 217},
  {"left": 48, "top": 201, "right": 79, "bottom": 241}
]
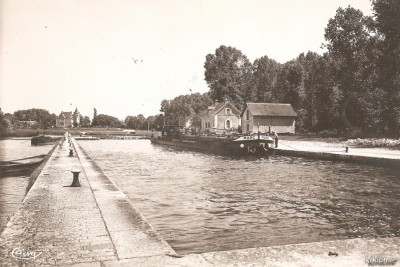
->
[
  {"left": 276, "top": 139, "right": 400, "bottom": 169},
  {"left": 0, "top": 136, "right": 399, "bottom": 266}
]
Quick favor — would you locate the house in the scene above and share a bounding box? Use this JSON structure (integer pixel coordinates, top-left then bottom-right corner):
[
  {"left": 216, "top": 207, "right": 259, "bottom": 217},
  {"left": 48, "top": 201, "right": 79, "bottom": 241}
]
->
[
  {"left": 241, "top": 103, "right": 297, "bottom": 134},
  {"left": 200, "top": 100, "right": 241, "bottom": 133},
  {"left": 56, "top": 108, "right": 81, "bottom": 128}
]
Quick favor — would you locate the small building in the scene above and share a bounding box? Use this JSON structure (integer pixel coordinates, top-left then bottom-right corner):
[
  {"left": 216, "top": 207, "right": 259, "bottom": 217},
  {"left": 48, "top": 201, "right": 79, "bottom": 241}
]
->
[
  {"left": 241, "top": 103, "right": 297, "bottom": 134},
  {"left": 200, "top": 100, "right": 241, "bottom": 134},
  {"left": 56, "top": 108, "right": 81, "bottom": 128}
]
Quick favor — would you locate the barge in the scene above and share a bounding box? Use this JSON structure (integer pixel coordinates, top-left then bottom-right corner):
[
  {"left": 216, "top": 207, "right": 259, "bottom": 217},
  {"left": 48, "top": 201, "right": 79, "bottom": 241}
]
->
[
  {"left": 0, "top": 154, "right": 46, "bottom": 178},
  {"left": 151, "top": 126, "right": 275, "bottom": 157},
  {"left": 31, "top": 135, "right": 60, "bottom": 146}
]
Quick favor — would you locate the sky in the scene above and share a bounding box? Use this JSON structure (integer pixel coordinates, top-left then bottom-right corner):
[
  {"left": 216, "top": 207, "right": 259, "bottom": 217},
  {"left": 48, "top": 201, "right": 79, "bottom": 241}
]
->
[{"left": 0, "top": 0, "right": 374, "bottom": 120}]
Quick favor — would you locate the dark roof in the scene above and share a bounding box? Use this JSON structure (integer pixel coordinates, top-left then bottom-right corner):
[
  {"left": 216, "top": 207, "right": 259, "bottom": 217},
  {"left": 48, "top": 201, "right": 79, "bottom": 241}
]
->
[
  {"left": 213, "top": 101, "right": 240, "bottom": 114},
  {"left": 59, "top": 111, "right": 72, "bottom": 119},
  {"left": 200, "top": 101, "right": 240, "bottom": 116},
  {"left": 241, "top": 103, "right": 298, "bottom": 117}
]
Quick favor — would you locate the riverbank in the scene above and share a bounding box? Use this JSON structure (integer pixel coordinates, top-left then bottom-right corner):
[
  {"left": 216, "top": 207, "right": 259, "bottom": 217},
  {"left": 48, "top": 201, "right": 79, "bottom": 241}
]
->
[{"left": 275, "top": 139, "right": 400, "bottom": 169}]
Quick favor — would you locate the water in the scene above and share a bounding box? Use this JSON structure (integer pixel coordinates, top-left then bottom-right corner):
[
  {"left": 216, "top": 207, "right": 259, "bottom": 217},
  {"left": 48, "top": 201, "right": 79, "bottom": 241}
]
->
[
  {"left": 83, "top": 140, "right": 399, "bottom": 254},
  {"left": 0, "top": 139, "right": 54, "bottom": 233}
]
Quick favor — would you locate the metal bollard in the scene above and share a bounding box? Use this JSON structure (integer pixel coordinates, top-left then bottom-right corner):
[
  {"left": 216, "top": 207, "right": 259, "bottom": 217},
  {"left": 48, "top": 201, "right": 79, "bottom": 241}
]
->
[
  {"left": 345, "top": 147, "right": 349, "bottom": 153},
  {"left": 70, "top": 171, "right": 81, "bottom": 187},
  {"left": 69, "top": 148, "right": 73, "bottom": 156}
]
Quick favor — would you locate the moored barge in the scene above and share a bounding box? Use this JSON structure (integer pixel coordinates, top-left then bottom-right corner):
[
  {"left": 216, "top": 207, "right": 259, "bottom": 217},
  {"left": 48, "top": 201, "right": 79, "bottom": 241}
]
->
[{"left": 151, "top": 126, "right": 275, "bottom": 157}]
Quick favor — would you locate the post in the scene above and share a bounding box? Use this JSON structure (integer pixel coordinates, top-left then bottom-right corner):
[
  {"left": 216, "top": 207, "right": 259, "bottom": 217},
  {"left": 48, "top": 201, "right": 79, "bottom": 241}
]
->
[
  {"left": 69, "top": 148, "right": 73, "bottom": 157},
  {"left": 70, "top": 171, "right": 81, "bottom": 187}
]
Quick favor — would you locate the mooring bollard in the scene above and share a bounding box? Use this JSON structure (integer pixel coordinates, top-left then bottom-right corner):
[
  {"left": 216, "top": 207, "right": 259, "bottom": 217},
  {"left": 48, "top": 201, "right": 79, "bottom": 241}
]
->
[
  {"left": 70, "top": 170, "right": 81, "bottom": 187},
  {"left": 345, "top": 147, "right": 349, "bottom": 153}
]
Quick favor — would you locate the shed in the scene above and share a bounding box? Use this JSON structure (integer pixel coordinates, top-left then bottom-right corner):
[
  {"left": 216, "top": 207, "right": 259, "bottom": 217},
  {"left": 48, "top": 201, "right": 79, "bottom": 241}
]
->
[{"left": 241, "top": 103, "right": 297, "bottom": 134}]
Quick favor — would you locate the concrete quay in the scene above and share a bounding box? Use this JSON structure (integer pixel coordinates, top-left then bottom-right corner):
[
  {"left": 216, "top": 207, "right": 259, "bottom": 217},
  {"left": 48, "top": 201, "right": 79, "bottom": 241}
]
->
[
  {"left": 0, "top": 136, "right": 399, "bottom": 266},
  {"left": 275, "top": 140, "right": 400, "bottom": 169}
]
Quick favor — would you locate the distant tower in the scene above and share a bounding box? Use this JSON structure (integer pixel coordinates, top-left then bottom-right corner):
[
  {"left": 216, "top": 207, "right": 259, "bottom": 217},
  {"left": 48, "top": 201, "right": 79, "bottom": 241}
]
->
[{"left": 72, "top": 107, "right": 81, "bottom": 127}]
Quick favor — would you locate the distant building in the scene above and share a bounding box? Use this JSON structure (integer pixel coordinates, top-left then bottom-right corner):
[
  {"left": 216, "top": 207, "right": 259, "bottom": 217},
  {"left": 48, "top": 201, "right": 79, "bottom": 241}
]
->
[
  {"left": 241, "top": 103, "right": 297, "bottom": 134},
  {"left": 56, "top": 108, "right": 81, "bottom": 128},
  {"left": 200, "top": 100, "right": 241, "bottom": 133}
]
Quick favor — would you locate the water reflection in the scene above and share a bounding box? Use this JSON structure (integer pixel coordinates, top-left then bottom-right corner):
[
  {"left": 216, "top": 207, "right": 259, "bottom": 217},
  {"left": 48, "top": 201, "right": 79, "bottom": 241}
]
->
[{"left": 80, "top": 140, "right": 400, "bottom": 254}]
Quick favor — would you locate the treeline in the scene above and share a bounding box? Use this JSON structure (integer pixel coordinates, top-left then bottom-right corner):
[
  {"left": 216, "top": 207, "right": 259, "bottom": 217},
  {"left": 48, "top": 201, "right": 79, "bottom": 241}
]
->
[
  {"left": 0, "top": 108, "right": 92, "bottom": 132},
  {"left": 2, "top": 108, "right": 58, "bottom": 130},
  {"left": 162, "top": 1, "right": 400, "bottom": 137}
]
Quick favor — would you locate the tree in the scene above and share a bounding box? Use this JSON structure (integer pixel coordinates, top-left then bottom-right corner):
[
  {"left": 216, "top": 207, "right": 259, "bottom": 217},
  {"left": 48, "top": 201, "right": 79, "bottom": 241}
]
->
[
  {"left": 160, "top": 93, "right": 212, "bottom": 128},
  {"left": 373, "top": 0, "right": 400, "bottom": 136},
  {"left": 92, "top": 114, "right": 122, "bottom": 128},
  {"left": 253, "top": 56, "right": 281, "bottom": 103},
  {"left": 274, "top": 61, "right": 305, "bottom": 109},
  {"left": 80, "top": 116, "right": 91, "bottom": 127},
  {"left": 324, "top": 6, "right": 378, "bottom": 131},
  {"left": 153, "top": 114, "right": 165, "bottom": 130},
  {"left": 13, "top": 108, "right": 56, "bottom": 128},
  {"left": 310, "top": 54, "right": 343, "bottom": 132},
  {"left": 204, "top": 45, "right": 254, "bottom": 108},
  {"left": 0, "top": 108, "right": 9, "bottom": 136},
  {"left": 125, "top": 114, "right": 146, "bottom": 130}
]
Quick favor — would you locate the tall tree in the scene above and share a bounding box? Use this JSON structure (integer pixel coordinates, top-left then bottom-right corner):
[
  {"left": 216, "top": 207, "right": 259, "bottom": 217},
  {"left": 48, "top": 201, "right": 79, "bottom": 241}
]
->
[
  {"left": 253, "top": 56, "right": 281, "bottom": 102},
  {"left": 373, "top": 0, "right": 400, "bottom": 136},
  {"left": 274, "top": 61, "right": 305, "bottom": 110},
  {"left": 324, "top": 6, "right": 378, "bottom": 131},
  {"left": 204, "top": 45, "right": 254, "bottom": 108}
]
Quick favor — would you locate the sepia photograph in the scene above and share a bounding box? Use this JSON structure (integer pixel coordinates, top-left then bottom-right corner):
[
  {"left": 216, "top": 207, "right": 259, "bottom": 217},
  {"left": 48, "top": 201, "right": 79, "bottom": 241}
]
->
[{"left": 0, "top": 0, "right": 399, "bottom": 266}]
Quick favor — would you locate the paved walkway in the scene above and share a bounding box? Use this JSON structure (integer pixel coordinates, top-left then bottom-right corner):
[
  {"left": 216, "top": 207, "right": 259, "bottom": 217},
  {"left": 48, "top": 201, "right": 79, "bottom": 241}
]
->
[{"left": 278, "top": 139, "right": 400, "bottom": 160}]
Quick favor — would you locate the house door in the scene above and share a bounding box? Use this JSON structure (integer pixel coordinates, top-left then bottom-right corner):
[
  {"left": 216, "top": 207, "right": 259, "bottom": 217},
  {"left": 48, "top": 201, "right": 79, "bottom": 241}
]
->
[{"left": 226, "top": 120, "right": 231, "bottom": 129}]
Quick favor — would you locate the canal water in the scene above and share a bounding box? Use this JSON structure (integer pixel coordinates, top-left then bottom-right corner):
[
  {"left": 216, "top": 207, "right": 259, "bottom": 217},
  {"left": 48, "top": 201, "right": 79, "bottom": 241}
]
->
[
  {"left": 0, "top": 139, "right": 54, "bottom": 234},
  {"left": 79, "top": 139, "right": 400, "bottom": 255}
]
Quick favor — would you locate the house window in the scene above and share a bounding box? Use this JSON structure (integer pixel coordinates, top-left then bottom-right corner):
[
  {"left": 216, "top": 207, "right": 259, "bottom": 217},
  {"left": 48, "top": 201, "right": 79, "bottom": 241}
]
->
[
  {"left": 226, "top": 108, "right": 231, "bottom": 115},
  {"left": 226, "top": 119, "right": 231, "bottom": 129},
  {"left": 246, "top": 110, "right": 250, "bottom": 120}
]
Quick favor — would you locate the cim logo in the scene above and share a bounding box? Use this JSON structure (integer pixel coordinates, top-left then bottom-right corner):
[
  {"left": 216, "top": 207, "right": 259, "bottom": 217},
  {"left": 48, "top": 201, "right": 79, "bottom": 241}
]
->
[{"left": 11, "top": 247, "right": 42, "bottom": 260}]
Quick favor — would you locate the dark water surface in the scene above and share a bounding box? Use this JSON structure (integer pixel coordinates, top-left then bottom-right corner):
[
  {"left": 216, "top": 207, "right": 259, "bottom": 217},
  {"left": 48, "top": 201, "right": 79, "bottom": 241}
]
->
[
  {"left": 81, "top": 139, "right": 400, "bottom": 255},
  {"left": 0, "top": 139, "right": 54, "bottom": 233}
]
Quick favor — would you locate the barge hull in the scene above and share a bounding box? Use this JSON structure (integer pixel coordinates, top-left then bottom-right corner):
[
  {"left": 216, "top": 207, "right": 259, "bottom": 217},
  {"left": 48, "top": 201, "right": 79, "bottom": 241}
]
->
[{"left": 151, "top": 138, "right": 273, "bottom": 157}]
